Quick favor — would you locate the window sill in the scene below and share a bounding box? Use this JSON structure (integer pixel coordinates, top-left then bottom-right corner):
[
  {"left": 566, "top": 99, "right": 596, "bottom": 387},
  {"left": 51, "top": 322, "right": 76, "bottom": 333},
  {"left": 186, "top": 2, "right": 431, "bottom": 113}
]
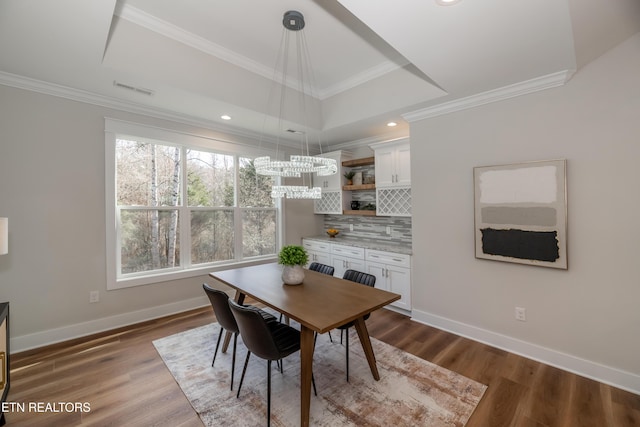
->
[{"left": 108, "top": 257, "right": 277, "bottom": 290}]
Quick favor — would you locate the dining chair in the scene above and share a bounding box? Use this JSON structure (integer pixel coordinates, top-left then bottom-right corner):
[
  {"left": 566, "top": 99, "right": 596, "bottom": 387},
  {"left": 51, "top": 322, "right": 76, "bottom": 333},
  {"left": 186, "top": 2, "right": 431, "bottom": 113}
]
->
[
  {"left": 202, "top": 283, "right": 276, "bottom": 390},
  {"left": 308, "top": 262, "right": 335, "bottom": 276},
  {"left": 336, "top": 269, "right": 376, "bottom": 382},
  {"left": 229, "top": 299, "right": 316, "bottom": 427}
]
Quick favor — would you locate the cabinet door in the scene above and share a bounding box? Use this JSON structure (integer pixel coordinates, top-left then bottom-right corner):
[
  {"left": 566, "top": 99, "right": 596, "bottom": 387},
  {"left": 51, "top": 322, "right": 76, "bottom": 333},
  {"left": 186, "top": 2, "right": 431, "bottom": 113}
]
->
[
  {"left": 374, "top": 147, "right": 396, "bottom": 187},
  {"left": 387, "top": 265, "right": 411, "bottom": 310},
  {"left": 332, "top": 255, "right": 366, "bottom": 279},
  {"left": 322, "top": 152, "right": 343, "bottom": 189},
  {"left": 308, "top": 250, "right": 332, "bottom": 267},
  {"left": 313, "top": 151, "right": 345, "bottom": 190},
  {"left": 303, "top": 239, "right": 332, "bottom": 267},
  {"left": 395, "top": 143, "right": 411, "bottom": 186},
  {"left": 366, "top": 261, "right": 388, "bottom": 293}
]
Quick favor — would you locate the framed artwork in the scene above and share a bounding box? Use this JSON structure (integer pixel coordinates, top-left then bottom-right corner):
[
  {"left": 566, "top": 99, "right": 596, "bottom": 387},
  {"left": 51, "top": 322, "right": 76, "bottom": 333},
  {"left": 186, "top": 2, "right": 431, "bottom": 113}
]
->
[{"left": 474, "top": 159, "right": 567, "bottom": 269}]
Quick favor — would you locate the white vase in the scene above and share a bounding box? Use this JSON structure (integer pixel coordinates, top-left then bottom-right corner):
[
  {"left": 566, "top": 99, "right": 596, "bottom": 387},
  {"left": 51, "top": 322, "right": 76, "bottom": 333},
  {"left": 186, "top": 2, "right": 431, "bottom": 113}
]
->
[
  {"left": 353, "top": 172, "right": 363, "bottom": 186},
  {"left": 282, "top": 265, "right": 305, "bottom": 285}
]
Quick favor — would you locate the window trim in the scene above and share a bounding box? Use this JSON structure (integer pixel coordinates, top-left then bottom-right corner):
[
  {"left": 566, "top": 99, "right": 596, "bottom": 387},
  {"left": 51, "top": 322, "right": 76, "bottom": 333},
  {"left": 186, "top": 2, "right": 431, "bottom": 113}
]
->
[{"left": 105, "top": 118, "right": 282, "bottom": 290}]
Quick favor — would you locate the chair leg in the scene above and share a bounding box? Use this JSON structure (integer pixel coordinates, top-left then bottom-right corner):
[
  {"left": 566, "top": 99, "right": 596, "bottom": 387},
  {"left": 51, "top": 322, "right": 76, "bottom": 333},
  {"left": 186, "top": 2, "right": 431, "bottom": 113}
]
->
[
  {"left": 230, "top": 332, "right": 238, "bottom": 391},
  {"left": 237, "top": 351, "right": 251, "bottom": 398},
  {"left": 267, "top": 360, "right": 272, "bottom": 427},
  {"left": 312, "top": 373, "right": 317, "bottom": 397},
  {"left": 345, "top": 328, "right": 350, "bottom": 382},
  {"left": 328, "top": 330, "right": 333, "bottom": 343},
  {"left": 212, "top": 326, "right": 224, "bottom": 367}
]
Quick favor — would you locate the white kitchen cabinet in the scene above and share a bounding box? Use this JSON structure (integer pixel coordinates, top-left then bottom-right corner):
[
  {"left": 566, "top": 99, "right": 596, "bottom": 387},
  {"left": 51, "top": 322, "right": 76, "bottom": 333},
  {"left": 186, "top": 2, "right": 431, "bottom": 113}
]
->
[
  {"left": 302, "top": 239, "right": 332, "bottom": 268},
  {"left": 313, "top": 150, "right": 352, "bottom": 214},
  {"left": 331, "top": 244, "right": 366, "bottom": 278},
  {"left": 370, "top": 139, "right": 411, "bottom": 217},
  {"left": 370, "top": 139, "right": 410, "bottom": 187},
  {"left": 313, "top": 190, "right": 345, "bottom": 215},
  {"left": 365, "top": 249, "right": 411, "bottom": 311},
  {"left": 312, "top": 151, "right": 344, "bottom": 190},
  {"left": 376, "top": 186, "right": 411, "bottom": 217}
]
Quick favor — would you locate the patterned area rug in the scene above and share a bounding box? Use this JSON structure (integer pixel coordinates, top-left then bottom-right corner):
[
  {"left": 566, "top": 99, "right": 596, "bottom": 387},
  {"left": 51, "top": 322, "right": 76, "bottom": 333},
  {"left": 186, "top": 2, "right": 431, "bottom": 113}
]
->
[{"left": 153, "top": 323, "right": 486, "bottom": 426}]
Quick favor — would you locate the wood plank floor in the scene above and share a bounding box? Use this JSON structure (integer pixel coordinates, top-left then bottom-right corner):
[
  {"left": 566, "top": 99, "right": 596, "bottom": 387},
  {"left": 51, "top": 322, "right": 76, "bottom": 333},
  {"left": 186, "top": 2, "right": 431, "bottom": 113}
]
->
[{"left": 5, "top": 307, "right": 640, "bottom": 426}]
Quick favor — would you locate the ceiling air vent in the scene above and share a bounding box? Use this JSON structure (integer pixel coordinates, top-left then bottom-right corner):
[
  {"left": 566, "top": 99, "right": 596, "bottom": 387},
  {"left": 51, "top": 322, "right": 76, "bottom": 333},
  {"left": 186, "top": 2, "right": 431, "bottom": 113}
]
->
[{"left": 113, "top": 81, "right": 155, "bottom": 96}]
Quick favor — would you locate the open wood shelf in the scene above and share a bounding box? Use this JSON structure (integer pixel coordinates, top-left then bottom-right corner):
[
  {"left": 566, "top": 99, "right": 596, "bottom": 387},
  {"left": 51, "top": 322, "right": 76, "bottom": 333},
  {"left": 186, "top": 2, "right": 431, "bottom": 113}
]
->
[
  {"left": 343, "top": 209, "right": 377, "bottom": 216},
  {"left": 342, "top": 157, "right": 375, "bottom": 167},
  {"left": 342, "top": 184, "right": 376, "bottom": 191}
]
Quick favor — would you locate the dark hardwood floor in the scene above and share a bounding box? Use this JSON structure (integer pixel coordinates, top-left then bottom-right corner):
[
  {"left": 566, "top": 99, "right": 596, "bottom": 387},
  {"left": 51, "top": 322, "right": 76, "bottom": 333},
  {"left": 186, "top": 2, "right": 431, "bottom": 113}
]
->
[{"left": 6, "top": 307, "right": 640, "bottom": 426}]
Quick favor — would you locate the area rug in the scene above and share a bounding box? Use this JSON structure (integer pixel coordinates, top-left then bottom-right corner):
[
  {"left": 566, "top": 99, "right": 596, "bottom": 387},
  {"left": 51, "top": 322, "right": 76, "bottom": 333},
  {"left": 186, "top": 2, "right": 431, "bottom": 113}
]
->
[{"left": 153, "top": 323, "right": 486, "bottom": 426}]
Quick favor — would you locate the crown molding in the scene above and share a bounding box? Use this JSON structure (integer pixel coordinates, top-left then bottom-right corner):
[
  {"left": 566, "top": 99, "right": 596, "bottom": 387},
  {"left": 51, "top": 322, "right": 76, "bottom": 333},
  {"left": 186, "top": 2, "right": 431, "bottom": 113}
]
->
[
  {"left": 327, "top": 133, "right": 410, "bottom": 152},
  {"left": 402, "top": 69, "right": 575, "bottom": 122},
  {"left": 115, "top": 4, "right": 403, "bottom": 101},
  {"left": 0, "top": 70, "right": 304, "bottom": 150}
]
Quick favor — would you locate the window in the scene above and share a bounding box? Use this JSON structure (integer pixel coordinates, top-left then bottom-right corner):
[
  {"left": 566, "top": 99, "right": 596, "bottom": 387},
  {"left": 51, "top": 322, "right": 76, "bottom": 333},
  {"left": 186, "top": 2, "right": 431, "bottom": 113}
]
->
[{"left": 105, "top": 120, "right": 280, "bottom": 289}]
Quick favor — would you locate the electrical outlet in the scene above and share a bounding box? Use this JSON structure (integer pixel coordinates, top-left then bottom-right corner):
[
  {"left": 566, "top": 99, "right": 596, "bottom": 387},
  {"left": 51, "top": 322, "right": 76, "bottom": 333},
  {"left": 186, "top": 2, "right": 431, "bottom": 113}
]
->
[
  {"left": 89, "top": 291, "right": 100, "bottom": 303},
  {"left": 386, "top": 226, "right": 391, "bottom": 235},
  {"left": 515, "top": 306, "right": 526, "bottom": 321},
  {"left": 349, "top": 224, "right": 353, "bottom": 232}
]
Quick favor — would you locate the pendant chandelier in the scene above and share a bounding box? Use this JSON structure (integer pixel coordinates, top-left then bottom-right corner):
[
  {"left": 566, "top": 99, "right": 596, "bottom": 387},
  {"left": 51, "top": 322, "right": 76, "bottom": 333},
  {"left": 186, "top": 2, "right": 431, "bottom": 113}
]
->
[{"left": 254, "top": 10, "right": 337, "bottom": 199}]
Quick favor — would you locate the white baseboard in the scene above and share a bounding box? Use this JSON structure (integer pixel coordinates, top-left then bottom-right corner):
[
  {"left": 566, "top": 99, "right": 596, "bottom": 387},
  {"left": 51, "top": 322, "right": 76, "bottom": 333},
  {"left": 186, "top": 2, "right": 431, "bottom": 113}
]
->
[
  {"left": 411, "top": 308, "right": 640, "bottom": 395},
  {"left": 11, "top": 296, "right": 210, "bottom": 353}
]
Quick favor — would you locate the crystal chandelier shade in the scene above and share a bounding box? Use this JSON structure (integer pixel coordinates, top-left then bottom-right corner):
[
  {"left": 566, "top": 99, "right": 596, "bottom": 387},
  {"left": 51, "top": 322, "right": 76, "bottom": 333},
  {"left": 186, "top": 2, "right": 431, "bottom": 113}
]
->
[
  {"left": 270, "top": 185, "right": 322, "bottom": 199},
  {"left": 254, "top": 155, "right": 337, "bottom": 178},
  {"left": 255, "top": 10, "right": 336, "bottom": 199}
]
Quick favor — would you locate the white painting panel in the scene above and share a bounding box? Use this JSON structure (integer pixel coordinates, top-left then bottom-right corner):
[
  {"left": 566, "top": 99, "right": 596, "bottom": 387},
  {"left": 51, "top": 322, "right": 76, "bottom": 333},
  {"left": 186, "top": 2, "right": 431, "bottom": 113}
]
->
[{"left": 479, "top": 166, "right": 557, "bottom": 204}]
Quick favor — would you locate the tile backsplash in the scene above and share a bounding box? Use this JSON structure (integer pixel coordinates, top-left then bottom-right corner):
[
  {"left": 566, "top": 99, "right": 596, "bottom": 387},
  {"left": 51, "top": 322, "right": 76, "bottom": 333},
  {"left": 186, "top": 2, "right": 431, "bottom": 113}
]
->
[{"left": 323, "top": 214, "right": 412, "bottom": 248}]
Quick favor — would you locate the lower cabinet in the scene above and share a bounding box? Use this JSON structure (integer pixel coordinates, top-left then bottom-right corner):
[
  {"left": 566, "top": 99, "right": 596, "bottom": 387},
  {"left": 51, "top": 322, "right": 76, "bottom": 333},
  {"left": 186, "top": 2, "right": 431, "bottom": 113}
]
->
[
  {"left": 302, "top": 239, "right": 332, "bottom": 267},
  {"left": 301, "top": 239, "right": 412, "bottom": 312},
  {"left": 331, "top": 244, "right": 365, "bottom": 278},
  {"left": 365, "top": 250, "right": 412, "bottom": 311}
]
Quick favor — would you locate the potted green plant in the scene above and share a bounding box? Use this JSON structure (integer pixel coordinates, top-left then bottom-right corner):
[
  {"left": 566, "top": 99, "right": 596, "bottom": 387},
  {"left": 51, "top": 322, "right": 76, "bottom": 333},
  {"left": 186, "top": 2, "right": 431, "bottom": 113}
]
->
[
  {"left": 343, "top": 170, "right": 355, "bottom": 185},
  {"left": 278, "top": 245, "right": 309, "bottom": 285}
]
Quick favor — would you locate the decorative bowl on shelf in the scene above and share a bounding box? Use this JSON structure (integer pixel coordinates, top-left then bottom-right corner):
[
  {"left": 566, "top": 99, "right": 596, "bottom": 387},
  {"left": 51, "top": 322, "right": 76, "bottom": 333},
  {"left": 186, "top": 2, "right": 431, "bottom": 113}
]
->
[{"left": 326, "top": 229, "right": 339, "bottom": 238}]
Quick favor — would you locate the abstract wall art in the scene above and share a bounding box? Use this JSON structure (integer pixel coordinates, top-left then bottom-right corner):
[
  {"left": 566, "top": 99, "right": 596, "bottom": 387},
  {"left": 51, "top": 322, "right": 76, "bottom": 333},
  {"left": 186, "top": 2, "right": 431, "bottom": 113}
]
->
[{"left": 474, "top": 159, "right": 567, "bottom": 269}]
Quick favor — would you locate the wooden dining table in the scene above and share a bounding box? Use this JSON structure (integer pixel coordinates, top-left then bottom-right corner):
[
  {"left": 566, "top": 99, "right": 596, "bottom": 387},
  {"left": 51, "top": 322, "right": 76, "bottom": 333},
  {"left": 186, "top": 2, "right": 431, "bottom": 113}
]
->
[{"left": 209, "top": 262, "right": 400, "bottom": 427}]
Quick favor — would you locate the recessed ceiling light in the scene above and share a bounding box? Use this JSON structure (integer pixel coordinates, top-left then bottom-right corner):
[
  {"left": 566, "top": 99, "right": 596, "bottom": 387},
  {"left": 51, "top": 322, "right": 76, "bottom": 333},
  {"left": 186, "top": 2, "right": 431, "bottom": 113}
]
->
[
  {"left": 387, "top": 122, "right": 397, "bottom": 127},
  {"left": 436, "top": 0, "right": 461, "bottom": 5},
  {"left": 221, "top": 114, "right": 231, "bottom": 120}
]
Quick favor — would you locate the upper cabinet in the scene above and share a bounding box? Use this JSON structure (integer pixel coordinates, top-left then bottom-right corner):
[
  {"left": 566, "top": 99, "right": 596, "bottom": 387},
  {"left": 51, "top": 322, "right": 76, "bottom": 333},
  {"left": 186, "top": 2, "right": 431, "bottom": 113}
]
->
[
  {"left": 313, "top": 151, "right": 345, "bottom": 190},
  {"left": 313, "top": 150, "right": 352, "bottom": 214},
  {"left": 371, "top": 138, "right": 411, "bottom": 187},
  {"left": 370, "top": 139, "right": 411, "bottom": 217}
]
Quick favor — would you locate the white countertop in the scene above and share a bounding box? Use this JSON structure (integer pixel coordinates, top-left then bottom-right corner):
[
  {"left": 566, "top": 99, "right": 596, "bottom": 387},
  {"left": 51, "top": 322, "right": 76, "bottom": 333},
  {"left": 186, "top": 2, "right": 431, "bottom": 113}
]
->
[{"left": 303, "top": 236, "right": 412, "bottom": 255}]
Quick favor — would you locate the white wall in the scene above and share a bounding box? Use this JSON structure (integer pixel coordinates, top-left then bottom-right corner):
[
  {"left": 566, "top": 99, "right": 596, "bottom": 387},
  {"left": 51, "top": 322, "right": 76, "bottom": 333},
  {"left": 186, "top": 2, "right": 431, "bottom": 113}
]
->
[
  {"left": 409, "top": 33, "right": 640, "bottom": 392},
  {"left": 0, "top": 85, "right": 292, "bottom": 351}
]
